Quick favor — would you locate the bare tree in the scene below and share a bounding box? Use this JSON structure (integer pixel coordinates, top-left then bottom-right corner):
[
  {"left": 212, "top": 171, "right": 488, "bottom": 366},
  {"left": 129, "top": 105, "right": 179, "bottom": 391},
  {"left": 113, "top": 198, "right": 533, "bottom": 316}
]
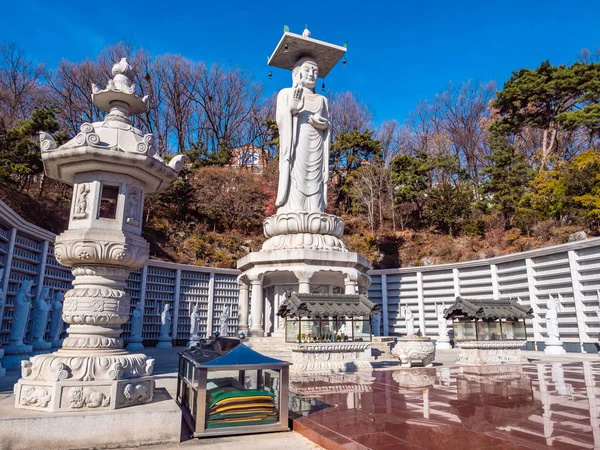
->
[
  {"left": 0, "top": 43, "right": 44, "bottom": 126},
  {"left": 189, "top": 63, "right": 264, "bottom": 158},
  {"left": 328, "top": 91, "right": 372, "bottom": 139}
]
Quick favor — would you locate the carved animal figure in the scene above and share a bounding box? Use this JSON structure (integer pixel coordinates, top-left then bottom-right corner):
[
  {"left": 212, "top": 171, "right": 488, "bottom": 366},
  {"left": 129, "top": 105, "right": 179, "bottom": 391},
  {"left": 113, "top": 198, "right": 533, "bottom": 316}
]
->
[
  {"left": 68, "top": 387, "right": 110, "bottom": 408},
  {"left": 21, "top": 386, "right": 51, "bottom": 407},
  {"left": 123, "top": 383, "right": 148, "bottom": 403}
]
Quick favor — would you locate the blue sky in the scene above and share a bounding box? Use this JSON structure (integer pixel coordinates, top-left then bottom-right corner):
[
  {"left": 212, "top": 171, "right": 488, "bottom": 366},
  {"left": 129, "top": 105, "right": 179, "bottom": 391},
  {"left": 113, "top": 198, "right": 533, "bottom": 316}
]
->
[{"left": 1, "top": 0, "right": 598, "bottom": 124}]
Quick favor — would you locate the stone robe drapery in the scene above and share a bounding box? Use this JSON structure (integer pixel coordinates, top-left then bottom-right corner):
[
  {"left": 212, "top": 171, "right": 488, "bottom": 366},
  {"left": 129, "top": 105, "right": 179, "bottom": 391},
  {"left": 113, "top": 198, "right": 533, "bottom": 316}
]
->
[{"left": 275, "top": 87, "right": 330, "bottom": 213}]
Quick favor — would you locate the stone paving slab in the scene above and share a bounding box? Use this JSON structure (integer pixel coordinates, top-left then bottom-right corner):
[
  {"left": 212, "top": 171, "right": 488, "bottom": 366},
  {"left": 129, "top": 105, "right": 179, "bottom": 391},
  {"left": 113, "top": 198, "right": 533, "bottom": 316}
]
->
[{"left": 124, "top": 431, "right": 323, "bottom": 450}]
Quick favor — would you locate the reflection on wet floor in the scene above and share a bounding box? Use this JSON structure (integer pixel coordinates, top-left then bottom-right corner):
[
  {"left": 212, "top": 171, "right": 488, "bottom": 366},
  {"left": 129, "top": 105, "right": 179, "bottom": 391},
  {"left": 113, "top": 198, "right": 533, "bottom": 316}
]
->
[{"left": 289, "top": 362, "right": 600, "bottom": 449}]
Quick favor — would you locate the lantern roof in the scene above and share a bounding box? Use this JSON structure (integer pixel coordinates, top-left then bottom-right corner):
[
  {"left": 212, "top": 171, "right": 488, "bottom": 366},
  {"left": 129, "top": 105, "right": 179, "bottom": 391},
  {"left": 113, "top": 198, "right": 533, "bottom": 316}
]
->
[
  {"left": 277, "top": 292, "right": 378, "bottom": 319},
  {"left": 39, "top": 58, "right": 184, "bottom": 193},
  {"left": 444, "top": 297, "right": 533, "bottom": 321}
]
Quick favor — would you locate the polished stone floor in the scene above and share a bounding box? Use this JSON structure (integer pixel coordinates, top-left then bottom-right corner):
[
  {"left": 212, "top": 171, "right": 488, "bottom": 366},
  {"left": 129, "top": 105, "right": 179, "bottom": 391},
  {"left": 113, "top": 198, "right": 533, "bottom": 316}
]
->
[
  {"left": 2, "top": 349, "right": 599, "bottom": 449},
  {"left": 289, "top": 361, "right": 600, "bottom": 449}
]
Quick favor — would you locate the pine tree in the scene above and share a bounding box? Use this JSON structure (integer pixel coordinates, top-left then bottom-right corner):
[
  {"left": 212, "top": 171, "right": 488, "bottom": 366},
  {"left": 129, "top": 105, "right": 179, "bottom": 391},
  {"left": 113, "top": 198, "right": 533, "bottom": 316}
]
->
[{"left": 481, "top": 133, "right": 533, "bottom": 229}]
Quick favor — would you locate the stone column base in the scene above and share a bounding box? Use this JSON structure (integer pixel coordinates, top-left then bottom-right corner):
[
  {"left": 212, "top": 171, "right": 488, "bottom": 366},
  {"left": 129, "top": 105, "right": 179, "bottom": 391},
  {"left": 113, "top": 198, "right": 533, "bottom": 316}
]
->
[
  {"left": 456, "top": 340, "right": 528, "bottom": 365},
  {"left": 14, "top": 376, "right": 154, "bottom": 413},
  {"left": 156, "top": 336, "right": 172, "bottom": 349},
  {"left": 15, "top": 351, "right": 155, "bottom": 412},
  {"left": 544, "top": 341, "right": 566, "bottom": 355},
  {"left": 3, "top": 344, "right": 33, "bottom": 369},
  {"left": 436, "top": 339, "right": 452, "bottom": 350},
  {"left": 126, "top": 337, "right": 144, "bottom": 352}
]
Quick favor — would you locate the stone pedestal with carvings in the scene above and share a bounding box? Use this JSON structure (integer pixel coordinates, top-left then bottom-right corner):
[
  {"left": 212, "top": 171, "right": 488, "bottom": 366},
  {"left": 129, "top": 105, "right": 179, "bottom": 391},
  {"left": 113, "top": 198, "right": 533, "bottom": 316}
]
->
[
  {"left": 455, "top": 340, "right": 528, "bottom": 365},
  {"left": 391, "top": 337, "right": 436, "bottom": 368},
  {"left": 13, "top": 58, "right": 183, "bottom": 412},
  {"left": 544, "top": 338, "right": 566, "bottom": 355},
  {"left": 289, "top": 342, "right": 372, "bottom": 374}
]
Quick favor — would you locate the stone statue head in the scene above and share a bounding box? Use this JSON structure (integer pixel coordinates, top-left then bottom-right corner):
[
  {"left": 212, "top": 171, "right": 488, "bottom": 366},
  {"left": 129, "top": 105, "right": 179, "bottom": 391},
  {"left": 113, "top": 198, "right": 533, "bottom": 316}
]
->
[{"left": 292, "top": 57, "right": 318, "bottom": 90}]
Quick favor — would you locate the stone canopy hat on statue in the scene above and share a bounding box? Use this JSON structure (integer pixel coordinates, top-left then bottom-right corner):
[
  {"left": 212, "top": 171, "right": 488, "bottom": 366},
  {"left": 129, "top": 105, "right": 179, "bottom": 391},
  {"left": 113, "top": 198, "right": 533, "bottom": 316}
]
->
[{"left": 268, "top": 27, "right": 347, "bottom": 78}]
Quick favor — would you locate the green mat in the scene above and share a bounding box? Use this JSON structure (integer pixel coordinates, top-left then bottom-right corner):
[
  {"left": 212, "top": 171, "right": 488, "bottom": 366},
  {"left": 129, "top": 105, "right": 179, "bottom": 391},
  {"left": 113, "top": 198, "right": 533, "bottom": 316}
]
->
[{"left": 206, "top": 417, "right": 278, "bottom": 429}]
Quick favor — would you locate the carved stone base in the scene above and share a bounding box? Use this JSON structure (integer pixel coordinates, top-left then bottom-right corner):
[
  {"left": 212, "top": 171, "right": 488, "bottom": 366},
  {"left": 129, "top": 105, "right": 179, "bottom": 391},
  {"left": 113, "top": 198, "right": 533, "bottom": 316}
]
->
[
  {"left": 391, "top": 338, "right": 436, "bottom": 368},
  {"left": 264, "top": 212, "right": 344, "bottom": 238},
  {"left": 15, "top": 351, "right": 155, "bottom": 412},
  {"left": 544, "top": 340, "right": 566, "bottom": 355},
  {"left": 14, "top": 376, "right": 154, "bottom": 412},
  {"left": 156, "top": 336, "right": 172, "bottom": 349},
  {"left": 392, "top": 367, "right": 437, "bottom": 389},
  {"left": 290, "top": 342, "right": 372, "bottom": 374},
  {"left": 19, "top": 351, "right": 154, "bottom": 382},
  {"left": 455, "top": 340, "right": 528, "bottom": 365},
  {"left": 126, "top": 336, "right": 144, "bottom": 352},
  {"left": 3, "top": 344, "right": 33, "bottom": 369},
  {"left": 262, "top": 212, "right": 347, "bottom": 252},
  {"left": 262, "top": 233, "right": 347, "bottom": 252}
]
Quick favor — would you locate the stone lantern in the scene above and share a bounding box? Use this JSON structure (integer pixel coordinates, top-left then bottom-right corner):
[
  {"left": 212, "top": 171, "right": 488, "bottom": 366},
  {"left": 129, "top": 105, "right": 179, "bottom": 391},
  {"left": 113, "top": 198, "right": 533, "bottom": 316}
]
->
[{"left": 13, "top": 58, "right": 184, "bottom": 412}]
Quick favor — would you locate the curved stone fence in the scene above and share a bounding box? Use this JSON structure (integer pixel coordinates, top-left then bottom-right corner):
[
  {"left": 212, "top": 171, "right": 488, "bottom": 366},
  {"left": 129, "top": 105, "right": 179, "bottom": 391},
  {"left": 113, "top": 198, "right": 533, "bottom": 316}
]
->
[
  {"left": 1, "top": 200, "right": 599, "bottom": 353},
  {"left": 368, "top": 238, "right": 600, "bottom": 352},
  {"left": 0, "top": 200, "right": 239, "bottom": 349}
]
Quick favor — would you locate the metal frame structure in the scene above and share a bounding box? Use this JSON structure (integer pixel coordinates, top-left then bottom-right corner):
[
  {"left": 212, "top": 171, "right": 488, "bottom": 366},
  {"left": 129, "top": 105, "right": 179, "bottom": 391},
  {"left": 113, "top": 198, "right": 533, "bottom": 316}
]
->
[{"left": 177, "top": 345, "right": 291, "bottom": 438}]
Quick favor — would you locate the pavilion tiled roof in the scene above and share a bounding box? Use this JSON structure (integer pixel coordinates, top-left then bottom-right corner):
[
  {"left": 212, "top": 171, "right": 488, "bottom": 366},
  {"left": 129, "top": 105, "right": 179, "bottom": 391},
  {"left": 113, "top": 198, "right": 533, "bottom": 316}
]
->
[
  {"left": 444, "top": 297, "right": 533, "bottom": 321},
  {"left": 276, "top": 292, "right": 378, "bottom": 319}
]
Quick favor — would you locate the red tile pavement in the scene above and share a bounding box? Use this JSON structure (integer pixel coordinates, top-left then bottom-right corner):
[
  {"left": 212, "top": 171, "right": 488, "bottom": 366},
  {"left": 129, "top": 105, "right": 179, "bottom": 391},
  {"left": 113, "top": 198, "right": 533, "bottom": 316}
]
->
[{"left": 289, "top": 362, "right": 600, "bottom": 449}]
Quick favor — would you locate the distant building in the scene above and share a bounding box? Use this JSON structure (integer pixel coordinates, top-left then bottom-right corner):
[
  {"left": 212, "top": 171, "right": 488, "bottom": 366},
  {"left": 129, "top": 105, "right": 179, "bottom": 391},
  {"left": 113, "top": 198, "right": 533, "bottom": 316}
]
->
[{"left": 230, "top": 144, "right": 266, "bottom": 174}]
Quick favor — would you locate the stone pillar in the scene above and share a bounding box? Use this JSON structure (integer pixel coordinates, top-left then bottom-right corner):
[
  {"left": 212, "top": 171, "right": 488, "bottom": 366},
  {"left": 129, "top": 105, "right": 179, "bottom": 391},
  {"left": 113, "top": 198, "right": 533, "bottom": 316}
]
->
[
  {"left": 206, "top": 272, "right": 215, "bottom": 337},
  {"left": 525, "top": 257, "right": 543, "bottom": 346},
  {"left": 381, "top": 274, "right": 389, "bottom": 336},
  {"left": 568, "top": 250, "right": 588, "bottom": 352},
  {"left": 416, "top": 271, "right": 426, "bottom": 336},
  {"left": 171, "top": 268, "right": 182, "bottom": 344},
  {"left": 452, "top": 268, "right": 460, "bottom": 299},
  {"left": 250, "top": 278, "right": 264, "bottom": 336},
  {"left": 490, "top": 264, "right": 500, "bottom": 299},
  {"left": 238, "top": 280, "right": 249, "bottom": 334},
  {"left": 14, "top": 58, "right": 184, "bottom": 412},
  {"left": 298, "top": 279, "right": 311, "bottom": 294},
  {"left": 272, "top": 285, "right": 286, "bottom": 337},
  {"left": 0, "top": 228, "right": 17, "bottom": 332},
  {"left": 344, "top": 275, "right": 357, "bottom": 295}
]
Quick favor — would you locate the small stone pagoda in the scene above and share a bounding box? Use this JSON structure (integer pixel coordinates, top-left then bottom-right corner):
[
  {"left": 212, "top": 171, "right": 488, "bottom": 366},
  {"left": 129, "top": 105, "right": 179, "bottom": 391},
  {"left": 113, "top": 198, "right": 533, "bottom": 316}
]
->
[
  {"left": 444, "top": 297, "right": 532, "bottom": 365},
  {"left": 237, "top": 28, "right": 372, "bottom": 360},
  {"left": 14, "top": 58, "right": 184, "bottom": 412}
]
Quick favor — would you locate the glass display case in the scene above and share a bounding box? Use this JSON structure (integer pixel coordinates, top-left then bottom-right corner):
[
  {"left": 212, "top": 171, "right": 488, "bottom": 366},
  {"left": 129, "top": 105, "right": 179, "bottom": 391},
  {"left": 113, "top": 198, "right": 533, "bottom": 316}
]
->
[
  {"left": 453, "top": 318, "right": 527, "bottom": 342},
  {"left": 285, "top": 317, "right": 371, "bottom": 343},
  {"left": 177, "top": 342, "right": 290, "bottom": 437},
  {"left": 278, "top": 292, "right": 378, "bottom": 344}
]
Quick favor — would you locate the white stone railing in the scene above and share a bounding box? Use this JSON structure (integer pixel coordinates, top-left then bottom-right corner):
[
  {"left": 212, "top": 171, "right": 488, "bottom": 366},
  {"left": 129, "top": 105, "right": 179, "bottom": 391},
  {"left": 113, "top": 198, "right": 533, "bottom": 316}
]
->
[{"left": 2, "top": 200, "right": 599, "bottom": 353}]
